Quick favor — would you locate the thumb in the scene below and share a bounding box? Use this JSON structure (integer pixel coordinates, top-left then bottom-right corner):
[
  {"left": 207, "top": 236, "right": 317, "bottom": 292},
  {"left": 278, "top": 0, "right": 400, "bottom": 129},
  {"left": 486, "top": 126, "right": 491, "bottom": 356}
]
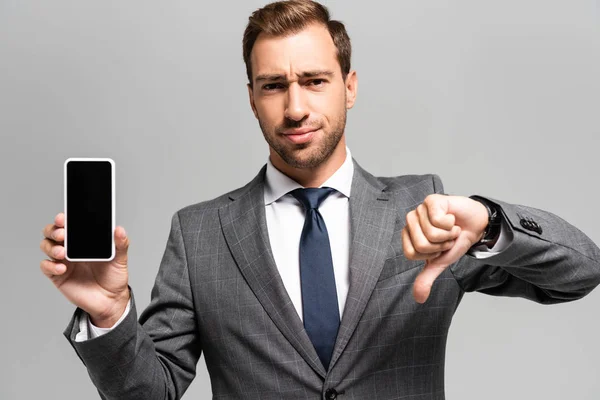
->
[
  {"left": 412, "top": 229, "right": 471, "bottom": 304},
  {"left": 412, "top": 260, "right": 447, "bottom": 304},
  {"left": 113, "top": 226, "right": 129, "bottom": 266},
  {"left": 426, "top": 232, "right": 473, "bottom": 271}
]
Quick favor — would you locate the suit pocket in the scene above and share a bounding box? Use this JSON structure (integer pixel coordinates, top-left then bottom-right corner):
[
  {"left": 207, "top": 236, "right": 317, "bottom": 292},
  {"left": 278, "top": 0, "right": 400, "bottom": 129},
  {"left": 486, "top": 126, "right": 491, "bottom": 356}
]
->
[{"left": 378, "top": 256, "right": 425, "bottom": 283}]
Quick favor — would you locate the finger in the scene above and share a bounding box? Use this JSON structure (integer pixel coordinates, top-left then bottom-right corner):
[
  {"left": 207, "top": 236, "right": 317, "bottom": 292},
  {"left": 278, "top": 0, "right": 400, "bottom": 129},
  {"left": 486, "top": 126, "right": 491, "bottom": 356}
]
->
[
  {"left": 42, "top": 223, "right": 55, "bottom": 240},
  {"left": 52, "top": 228, "right": 65, "bottom": 242},
  {"left": 406, "top": 210, "right": 456, "bottom": 255},
  {"left": 112, "top": 226, "right": 130, "bottom": 266},
  {"left": 402, "top": 226, "right": 444, "bottom": 261},
  {"left": 42, "top": 225, "right": 64, "bottom": 243},
  {"left": 425, "top": 233, "right": 474, "bottom": 271},
  {"left": 424, "top": 195, "right": 455, "bottom": 230},
  {"left": 55, "top": 212, "right": 65, "bottom": 228},
  {"left": 402, "top": 227, "right": 426, "bottom": 260},
  {"left": 40, "top": 259, "right": 67, "bottom": 279},
  {"left": 416, "top": 204, "right": 461, "bottom": 243},
  {"left": 42, "top": 214, "right": 65, "bottom": 241},
  {"left": 413, "top": 260, "right": 448, "bottom": 304},
  {"left": 39, "top": 238, "right": 65, "bottom": 260}
]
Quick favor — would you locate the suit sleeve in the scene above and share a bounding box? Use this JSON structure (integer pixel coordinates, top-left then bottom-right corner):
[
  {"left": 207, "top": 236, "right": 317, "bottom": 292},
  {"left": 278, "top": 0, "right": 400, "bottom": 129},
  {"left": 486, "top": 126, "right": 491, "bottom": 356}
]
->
[
  {"left": 64, "top": 211, "right": 202, "bottom": 400},
  {"left": 431, "top": 175, "right": 600, "bottom": 304}
]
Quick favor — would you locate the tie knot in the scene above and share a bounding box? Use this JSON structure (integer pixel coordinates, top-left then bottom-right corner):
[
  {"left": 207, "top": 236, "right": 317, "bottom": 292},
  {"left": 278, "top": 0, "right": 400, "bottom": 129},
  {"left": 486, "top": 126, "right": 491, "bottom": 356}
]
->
[{"left": 290, "top": 187, "right": 336, "bottom": 211}]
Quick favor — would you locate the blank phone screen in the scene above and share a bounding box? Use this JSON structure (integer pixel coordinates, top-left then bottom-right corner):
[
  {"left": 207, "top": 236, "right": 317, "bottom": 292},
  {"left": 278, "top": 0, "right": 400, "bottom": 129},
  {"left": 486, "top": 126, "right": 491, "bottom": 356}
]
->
[{"left": 65, "top": 160, "right": 113, "bottom": 260}]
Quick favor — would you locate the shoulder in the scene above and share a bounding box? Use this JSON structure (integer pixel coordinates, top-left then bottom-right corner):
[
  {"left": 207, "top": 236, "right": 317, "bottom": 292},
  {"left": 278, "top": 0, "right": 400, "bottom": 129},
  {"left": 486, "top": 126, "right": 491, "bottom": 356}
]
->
[
  {"left": 172, "top": 164, "right": 266, "bottom": 222},
  {"left": 353, "top": 159, "right": 444, "bottom": 195},
  {"left": 379, "top": 173, "right": 444, "bottom": 195},
  {"left": 176, "top": 192, "right": 234, "bottom": 217}
]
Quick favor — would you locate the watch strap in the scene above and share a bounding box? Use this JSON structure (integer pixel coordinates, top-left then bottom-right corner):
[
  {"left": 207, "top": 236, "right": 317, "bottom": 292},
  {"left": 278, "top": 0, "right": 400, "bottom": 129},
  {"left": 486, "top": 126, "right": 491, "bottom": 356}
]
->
[{"left": 469, "top": 195, "right": 502, "bottom": 246}]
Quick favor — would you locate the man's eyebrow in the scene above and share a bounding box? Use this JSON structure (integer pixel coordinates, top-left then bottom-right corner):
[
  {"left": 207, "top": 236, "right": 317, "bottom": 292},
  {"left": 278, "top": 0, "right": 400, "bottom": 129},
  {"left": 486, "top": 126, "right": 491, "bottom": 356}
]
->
[
  {"left": 255, "top": 70, "right": 335, "bottom": 83},
  {"left": 301, "top": 70, "right": 334, "bottom": 78},
  {"left": 255, "top": 74, "right": 286, "bottom": 83}
]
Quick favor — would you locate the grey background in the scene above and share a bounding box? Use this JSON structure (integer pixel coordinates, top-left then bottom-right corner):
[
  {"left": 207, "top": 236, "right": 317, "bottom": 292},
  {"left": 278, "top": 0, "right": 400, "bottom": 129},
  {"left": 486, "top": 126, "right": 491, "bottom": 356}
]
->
[{"left": 1, "top": 0, "right": 599, "bottom": 399}]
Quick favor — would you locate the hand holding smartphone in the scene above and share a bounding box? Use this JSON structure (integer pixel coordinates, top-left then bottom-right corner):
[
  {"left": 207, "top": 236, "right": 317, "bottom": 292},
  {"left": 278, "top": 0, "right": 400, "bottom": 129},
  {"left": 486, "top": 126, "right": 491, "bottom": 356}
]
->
[{"left": 38, "top": 158, "right": 130, "bottom": 328}]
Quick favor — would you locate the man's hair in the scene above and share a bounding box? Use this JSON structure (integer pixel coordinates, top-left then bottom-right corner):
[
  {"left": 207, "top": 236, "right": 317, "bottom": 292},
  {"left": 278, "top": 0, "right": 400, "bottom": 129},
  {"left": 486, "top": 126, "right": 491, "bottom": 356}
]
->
[{"left": 242, "top": 0, "right": 351, "bottom": 87}]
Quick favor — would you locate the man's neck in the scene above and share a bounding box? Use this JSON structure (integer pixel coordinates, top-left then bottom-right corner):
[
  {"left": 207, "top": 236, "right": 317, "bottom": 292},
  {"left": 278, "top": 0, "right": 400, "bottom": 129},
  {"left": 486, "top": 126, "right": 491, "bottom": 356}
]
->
[{"left": 269, "top": 141, "right": 347, "bottom": 188}]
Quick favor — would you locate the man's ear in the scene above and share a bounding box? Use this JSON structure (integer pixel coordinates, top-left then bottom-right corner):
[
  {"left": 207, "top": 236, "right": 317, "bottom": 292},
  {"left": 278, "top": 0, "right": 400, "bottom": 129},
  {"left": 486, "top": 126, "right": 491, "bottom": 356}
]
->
[
  {"left": 247, "top": 83, "right": 259, "bottom": 119},
  {"left": 345, "top": 70, "right": 358, "bottom": 110}
]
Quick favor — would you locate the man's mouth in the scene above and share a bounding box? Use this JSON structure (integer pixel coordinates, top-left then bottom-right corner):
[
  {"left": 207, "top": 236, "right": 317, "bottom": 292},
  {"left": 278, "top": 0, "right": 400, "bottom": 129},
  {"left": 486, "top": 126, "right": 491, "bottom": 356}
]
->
[{"left": 281, "top": 127, "right": 319, "bottom": 144}]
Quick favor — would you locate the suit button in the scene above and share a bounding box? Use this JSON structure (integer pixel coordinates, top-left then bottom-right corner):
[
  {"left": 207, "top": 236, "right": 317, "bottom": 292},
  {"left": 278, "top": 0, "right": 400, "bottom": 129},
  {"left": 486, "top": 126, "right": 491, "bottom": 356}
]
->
[
  {"left": 325, "top": 388, "right": 338, "bottom": 399},
  {"left": 520, "top": 218, "right": 542, "bottom": 234}
]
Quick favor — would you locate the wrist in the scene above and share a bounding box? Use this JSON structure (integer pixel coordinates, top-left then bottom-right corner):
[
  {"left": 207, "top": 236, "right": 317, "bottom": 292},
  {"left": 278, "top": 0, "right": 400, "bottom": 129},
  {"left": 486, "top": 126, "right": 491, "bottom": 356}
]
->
[
  {"left": 469, "top": 195, "right": 502, "bottom": 247},
  {"left": 471, "top": 200, "right": 489, "bottom": 242},
  {"left": 89, "top": 289, "right": 130, "bottom": 328}
]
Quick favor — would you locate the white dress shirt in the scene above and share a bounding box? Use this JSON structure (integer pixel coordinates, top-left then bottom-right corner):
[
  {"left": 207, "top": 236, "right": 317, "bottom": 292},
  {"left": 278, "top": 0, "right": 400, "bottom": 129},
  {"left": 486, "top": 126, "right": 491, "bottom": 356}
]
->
[
  {"left": 76, "top": 147, "right": 510, "bottom": 341},
  {"left": 264, "top": 147, "right": 354, "bottom": 321}
]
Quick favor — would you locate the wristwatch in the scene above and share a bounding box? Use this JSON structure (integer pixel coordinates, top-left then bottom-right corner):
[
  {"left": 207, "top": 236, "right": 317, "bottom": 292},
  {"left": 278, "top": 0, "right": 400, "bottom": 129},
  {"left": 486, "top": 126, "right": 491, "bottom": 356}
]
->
[{"left": 469, "top": 195, "right": 502, "bottom": 246}]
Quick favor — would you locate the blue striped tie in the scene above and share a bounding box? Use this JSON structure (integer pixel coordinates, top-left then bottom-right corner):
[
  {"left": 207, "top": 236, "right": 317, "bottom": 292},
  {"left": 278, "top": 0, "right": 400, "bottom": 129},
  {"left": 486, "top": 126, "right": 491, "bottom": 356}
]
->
[{"left": 290, "top": 187, "right": 340, "bottom": 370}]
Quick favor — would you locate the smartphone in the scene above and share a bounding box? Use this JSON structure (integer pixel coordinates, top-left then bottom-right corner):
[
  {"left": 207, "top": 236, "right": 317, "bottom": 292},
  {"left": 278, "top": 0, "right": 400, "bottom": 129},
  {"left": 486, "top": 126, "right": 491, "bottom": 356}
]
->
[{"left": 64, "top": 158, "right": 115, "bottom": 262}]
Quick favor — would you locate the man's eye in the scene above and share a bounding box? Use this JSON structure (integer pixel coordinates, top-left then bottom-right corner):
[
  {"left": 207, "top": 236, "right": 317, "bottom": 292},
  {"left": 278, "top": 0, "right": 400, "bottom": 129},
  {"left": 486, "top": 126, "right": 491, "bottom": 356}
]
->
[
  {"left": 263, "top": 83, "right": 284, "bottom": 91},
  {"left": 310, "top": 79, "right": 325, "bottom": 86}
]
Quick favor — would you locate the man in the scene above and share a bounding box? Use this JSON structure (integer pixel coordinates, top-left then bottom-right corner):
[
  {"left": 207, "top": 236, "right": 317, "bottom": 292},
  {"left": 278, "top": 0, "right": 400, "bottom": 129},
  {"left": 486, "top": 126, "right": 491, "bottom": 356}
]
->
[{"left": 39, "top": 1, "right": 600, "bottom": 399}]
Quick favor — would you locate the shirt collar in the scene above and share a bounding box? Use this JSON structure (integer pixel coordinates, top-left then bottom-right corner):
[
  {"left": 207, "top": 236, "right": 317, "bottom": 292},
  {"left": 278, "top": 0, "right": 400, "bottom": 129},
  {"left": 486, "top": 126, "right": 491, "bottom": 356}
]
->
[{"left": 264, "top": 147, "right": 354, "bottom": 205}]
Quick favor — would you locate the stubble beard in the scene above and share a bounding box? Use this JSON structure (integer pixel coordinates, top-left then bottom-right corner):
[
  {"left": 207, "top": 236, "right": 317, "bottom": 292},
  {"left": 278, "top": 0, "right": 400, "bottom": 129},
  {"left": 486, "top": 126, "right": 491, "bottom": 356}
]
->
[{"left": 259, "top": 107, "right": 347, "bottom": 170}]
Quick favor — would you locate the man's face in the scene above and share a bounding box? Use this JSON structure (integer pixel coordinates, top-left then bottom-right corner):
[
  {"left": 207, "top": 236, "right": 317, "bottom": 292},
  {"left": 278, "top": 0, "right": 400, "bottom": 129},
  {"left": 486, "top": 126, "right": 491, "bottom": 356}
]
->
[{"left": 248, "top": 23, "right": 357, "bottom": 170}]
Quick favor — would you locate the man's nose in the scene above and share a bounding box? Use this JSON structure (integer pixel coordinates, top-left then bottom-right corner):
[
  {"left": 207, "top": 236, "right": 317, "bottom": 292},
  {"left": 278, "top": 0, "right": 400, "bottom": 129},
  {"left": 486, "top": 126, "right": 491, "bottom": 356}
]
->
[{"left": 284, "top": 83, "right": 309, "bottom": 121}]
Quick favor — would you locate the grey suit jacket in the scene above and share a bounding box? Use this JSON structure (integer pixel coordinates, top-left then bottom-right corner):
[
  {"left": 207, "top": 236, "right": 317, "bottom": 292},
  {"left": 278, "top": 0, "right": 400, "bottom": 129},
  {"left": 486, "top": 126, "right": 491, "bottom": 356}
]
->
[{"left": 65, "top": 159, "right": 600, "bottom": 400}]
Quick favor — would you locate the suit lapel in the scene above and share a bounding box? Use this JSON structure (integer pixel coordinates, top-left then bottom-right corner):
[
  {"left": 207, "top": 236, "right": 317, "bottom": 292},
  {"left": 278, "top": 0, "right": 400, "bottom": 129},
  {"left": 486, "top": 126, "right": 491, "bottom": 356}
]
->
[
  {"left": 328, "top": 160, "right": 399, "bottom": 369},
  {"left": 219, "top": 166, "right": 327, "bottom": 378}
]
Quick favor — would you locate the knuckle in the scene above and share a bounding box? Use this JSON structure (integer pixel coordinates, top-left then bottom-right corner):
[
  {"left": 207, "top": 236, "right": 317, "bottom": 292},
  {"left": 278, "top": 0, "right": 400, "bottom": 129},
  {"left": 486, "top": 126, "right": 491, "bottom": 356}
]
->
[
  {"left": 420, "top": 224, "right": 433, "bottom": 238},
  {"left": 414, "top": 238, "right": 429, "bottom": 252},
  {"left": 423, "top": 196, "right": 431, "bottom": 207},
  {"left": 424, "top": 194, "right": 436, "bottom": 206},
  {"left": 426, "top": 228, "right": 443, "bottom": 243},
  {"left": 429, "top": 213, "right": 443, "bottom": 226}
]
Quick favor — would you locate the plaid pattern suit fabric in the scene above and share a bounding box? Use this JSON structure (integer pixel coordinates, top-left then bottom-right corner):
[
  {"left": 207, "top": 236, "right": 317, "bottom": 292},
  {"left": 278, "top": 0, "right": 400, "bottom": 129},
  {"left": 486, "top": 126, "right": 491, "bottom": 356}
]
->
[{"left": 65, "top": 159, "right": 600, "bottom": 399}]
